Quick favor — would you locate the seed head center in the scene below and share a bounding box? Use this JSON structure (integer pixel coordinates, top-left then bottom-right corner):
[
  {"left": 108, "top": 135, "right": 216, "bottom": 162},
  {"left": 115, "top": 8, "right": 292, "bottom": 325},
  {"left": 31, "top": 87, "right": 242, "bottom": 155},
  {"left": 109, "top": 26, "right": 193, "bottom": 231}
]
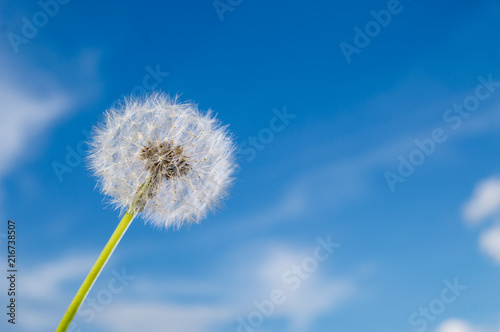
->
[{"left": 140, "top": 140, "right": 191, "bottom": 182}]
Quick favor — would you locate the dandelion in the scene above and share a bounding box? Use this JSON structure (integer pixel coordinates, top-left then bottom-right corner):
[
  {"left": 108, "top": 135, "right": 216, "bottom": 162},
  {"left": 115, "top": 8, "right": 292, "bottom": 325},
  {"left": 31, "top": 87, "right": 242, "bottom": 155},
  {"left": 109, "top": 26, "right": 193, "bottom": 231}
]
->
[{"left": 56, "top": 93, "right": 236, "bottom": 332}]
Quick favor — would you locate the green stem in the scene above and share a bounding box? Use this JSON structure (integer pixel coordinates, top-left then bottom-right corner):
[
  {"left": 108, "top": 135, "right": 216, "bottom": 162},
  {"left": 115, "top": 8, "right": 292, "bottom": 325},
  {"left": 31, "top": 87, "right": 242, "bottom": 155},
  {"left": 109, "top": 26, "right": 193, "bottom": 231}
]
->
[
  {"left": 55, "top": 209, "right": 135, "bottom": 332},
  {"left": 56, "top": 181, "right": 150, "bottom": 332}
]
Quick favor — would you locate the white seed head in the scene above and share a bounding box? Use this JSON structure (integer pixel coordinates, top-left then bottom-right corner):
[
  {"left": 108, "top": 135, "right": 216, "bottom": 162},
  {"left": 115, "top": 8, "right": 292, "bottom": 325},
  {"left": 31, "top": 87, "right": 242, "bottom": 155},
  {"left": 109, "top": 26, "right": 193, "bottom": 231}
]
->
[{"left": 88, "top": 93, "right": 237, "bottom": 228}]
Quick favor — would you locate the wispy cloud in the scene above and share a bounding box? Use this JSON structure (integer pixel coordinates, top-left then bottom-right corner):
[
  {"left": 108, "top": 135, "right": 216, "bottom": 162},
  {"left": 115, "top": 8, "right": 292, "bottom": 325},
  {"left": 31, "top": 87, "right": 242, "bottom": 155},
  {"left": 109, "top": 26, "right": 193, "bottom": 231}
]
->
[
  {"left": 0, "top": 47, "right": 102, "bottom": 217},
  {"left": 22, "top": 254, "right": 96, "bottom": 301},
  {"left": 225, "top": 143, "right": 397, "bottom": 236},
  {"left": 0, "top": 253, "right": 96, "bottom": 331},
  {"left": 0, "top": 46, "right": 103, "bottom": 174},
  {"left": 17, "top": 309, "right": 60, "bottom": 332},
  {"left": 0, "top": 78, "right": 70, "bottom": 177},
  {"left": 108, "top": 243, "right": 356, "bottom": 332},
  {"left": 229, "top": 101, "right": 500, "bottom": 236},
  {"left": 96, "top": 302, "right": 236, "bottom": 332},
  {"left": 11, "top": 239, "right": 358, "bottom": 332},
  {"left": 251, "top": 246, "right": 355, "bottom": 331}
]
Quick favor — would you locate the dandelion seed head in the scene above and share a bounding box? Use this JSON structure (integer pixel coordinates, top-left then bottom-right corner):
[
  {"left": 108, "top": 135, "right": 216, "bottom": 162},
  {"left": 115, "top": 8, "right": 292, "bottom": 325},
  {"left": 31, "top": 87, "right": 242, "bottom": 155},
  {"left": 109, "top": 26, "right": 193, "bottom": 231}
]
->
[{"left": 88, "top": 93, "right": 236, "bottom": 228}]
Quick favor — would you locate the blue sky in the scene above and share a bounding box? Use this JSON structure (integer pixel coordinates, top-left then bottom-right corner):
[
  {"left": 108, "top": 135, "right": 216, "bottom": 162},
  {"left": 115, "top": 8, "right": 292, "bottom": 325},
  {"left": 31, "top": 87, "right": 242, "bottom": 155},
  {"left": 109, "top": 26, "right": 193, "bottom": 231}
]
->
[{"left": 1, "top": 0, "right": 500, "bottom": 331}]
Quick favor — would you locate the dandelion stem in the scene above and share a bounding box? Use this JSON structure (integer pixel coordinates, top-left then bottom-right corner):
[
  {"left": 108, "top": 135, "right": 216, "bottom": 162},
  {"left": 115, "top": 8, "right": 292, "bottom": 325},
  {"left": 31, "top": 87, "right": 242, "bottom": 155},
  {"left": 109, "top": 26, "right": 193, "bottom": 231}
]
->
[
  {"left": 55, "top": 181, "right": 150, "bottom": 332},
  {"left": 55, "top": 210, "right": 135, "bottom": 332}
]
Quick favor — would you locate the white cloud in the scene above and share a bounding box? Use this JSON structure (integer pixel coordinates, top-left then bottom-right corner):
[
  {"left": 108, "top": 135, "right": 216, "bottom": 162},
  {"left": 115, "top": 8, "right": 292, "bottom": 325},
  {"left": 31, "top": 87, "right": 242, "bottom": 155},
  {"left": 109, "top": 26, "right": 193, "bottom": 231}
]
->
[
  {"left": 434, "top": 318, "right": 500, "bottom": 332},
  {"left": 436, "top": 319, "right": 475, "bottom": 332},
  {"left": 96, "top": 302, "right": 236, "bottom": 332},
  {"left": 250, "top": 245, "right": 355, "bottom": 331},
  {"left": 107, "top": 244, "right": 355, "bottom": 332},
  {"left": 462, "top": 177, "right": 500, "bottom": 224},
  {"left": 479, "top": 223, "right": 500, "bottom": 264},
  {"left": 7, "top": 240, "right": 357, "bottom": 332}
]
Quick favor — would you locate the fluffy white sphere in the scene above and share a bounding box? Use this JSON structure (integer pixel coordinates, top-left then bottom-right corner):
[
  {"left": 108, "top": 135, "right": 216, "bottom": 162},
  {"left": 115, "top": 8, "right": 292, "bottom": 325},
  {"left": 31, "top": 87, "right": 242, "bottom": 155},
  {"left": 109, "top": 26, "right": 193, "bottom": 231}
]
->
[{"left": 88, "top": 93, "right": 236, "bottom": 228}]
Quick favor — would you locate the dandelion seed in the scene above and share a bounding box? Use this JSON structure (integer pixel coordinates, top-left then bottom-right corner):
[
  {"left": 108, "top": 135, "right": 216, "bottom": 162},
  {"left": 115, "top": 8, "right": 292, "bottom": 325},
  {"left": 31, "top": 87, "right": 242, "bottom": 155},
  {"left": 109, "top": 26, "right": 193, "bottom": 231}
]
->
[{"left": 56, "top": 93, "right": 236, "bottom": 331}]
